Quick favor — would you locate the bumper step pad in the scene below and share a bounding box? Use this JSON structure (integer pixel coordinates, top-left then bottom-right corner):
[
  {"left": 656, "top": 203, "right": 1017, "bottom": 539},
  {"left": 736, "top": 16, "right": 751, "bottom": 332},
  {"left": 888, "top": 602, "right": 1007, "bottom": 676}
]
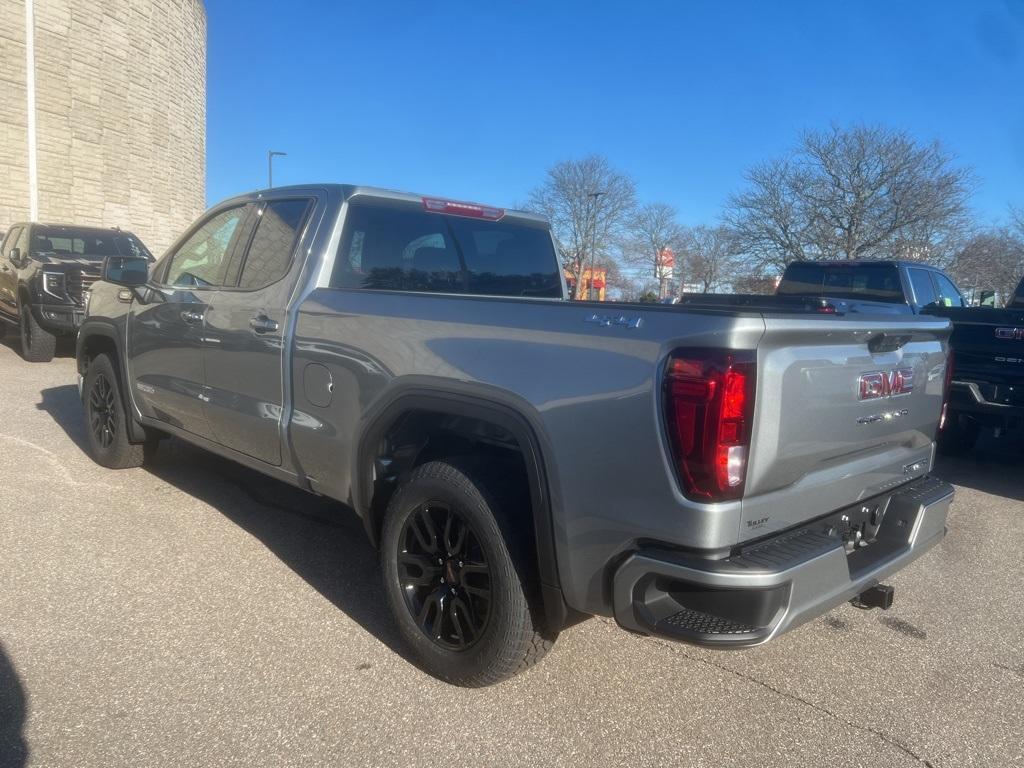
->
[{"left": 658, "top": 607, "right": 759, "bottom": 636}]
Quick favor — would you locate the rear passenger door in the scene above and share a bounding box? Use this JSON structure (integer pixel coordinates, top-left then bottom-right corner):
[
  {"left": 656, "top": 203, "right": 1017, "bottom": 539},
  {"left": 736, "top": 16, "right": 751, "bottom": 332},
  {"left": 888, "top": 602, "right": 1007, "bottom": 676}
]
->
[{"left": 202, "top": 197, "right": 315, "bottom": 465}]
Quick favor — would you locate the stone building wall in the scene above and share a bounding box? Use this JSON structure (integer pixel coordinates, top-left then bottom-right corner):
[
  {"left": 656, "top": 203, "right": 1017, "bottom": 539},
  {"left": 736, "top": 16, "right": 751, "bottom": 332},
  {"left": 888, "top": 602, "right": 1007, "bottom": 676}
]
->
[{"left": 0, "top": 0, "right": 206, "bottom": 256}]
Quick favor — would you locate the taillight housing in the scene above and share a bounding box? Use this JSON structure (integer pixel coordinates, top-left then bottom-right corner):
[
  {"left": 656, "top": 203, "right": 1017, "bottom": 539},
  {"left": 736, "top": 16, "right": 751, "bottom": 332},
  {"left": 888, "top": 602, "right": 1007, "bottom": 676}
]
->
[
  {"left": 939, "top": 348, "right": 955, "bottom": 431},
  {"left": 663, "top": 349, "right": 757, "bottom": 502}
]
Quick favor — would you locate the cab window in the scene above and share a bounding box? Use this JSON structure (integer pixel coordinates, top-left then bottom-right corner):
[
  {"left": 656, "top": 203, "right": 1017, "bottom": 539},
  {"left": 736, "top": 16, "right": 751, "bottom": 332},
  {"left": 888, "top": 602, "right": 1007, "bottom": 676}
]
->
[
  {"left": 236, "top": 199, "right": 311, "bottom": 290},
  {"left": 907, "top": 268, "right": 938, "bottom": 307},
  {"left": 932, "top": 272, "right": 964, "bottom": 308},
  {"left": 164, "top": 206, "right": 248, "bottom": 288}
]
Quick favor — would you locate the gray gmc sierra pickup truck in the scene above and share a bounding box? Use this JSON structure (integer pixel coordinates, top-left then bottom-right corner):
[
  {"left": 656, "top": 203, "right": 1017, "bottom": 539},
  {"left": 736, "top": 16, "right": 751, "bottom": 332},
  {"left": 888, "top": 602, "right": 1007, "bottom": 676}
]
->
[{"left": 76, "top": 184, "right": 955, "bottom": 686}]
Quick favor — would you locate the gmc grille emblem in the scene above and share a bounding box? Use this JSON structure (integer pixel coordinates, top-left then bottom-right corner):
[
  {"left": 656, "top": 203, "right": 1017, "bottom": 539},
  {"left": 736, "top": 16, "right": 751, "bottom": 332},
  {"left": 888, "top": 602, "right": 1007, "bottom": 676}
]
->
[
  {"left": 995, "top": 327, "right": 1024, "bottom": 340},
  {"left": 859, "top": 368, "right": 914, "bottom": 400}
]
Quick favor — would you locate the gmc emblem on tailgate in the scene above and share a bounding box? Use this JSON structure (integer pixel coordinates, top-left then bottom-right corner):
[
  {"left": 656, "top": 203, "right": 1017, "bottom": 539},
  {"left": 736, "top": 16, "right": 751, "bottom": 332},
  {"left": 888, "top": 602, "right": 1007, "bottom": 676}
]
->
[
  {"left": 859, "top": 368, "right": 914, "bottom": 400},
  {"left": 995, "top": 327, "right": 1024, "bottom": 340}
]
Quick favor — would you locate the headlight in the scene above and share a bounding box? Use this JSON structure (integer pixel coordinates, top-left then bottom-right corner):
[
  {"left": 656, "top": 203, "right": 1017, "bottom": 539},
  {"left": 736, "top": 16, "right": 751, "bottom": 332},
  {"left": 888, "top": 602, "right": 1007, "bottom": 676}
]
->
[{"left": 42, "top": 271, "right": 66, "bottom": 299}]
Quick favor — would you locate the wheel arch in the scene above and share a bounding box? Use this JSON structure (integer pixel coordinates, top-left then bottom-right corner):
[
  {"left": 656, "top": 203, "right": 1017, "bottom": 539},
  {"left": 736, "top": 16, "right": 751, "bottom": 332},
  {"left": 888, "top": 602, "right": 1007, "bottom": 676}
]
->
[
  {"left": 354, "top": 386, "right": 570, "bottom": 630},
  {"left": 77, "top": 321, "right": 148, "bottom": 444}
]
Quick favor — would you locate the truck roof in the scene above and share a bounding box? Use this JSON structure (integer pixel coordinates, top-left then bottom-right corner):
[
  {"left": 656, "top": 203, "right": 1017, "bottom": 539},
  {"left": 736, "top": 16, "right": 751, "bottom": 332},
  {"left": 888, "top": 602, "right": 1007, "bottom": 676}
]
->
[
  {"left": 231, "top": 184, "right": 550, "bottom": 227},
  {"left": 787, "top": 259, "right": 947, "bottom": 271},
  {"left": 7, "top": 222, "right": 135, "bottom": 235}
]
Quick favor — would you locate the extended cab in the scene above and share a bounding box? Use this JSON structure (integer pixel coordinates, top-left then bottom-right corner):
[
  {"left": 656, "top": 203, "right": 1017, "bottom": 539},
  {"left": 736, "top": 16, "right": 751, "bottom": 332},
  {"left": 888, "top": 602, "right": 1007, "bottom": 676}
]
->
[
  {"left": 926, "top": 276, "right": 1024, "bottom": 450},
  {"left": 0, "top": 223, "right": 151, "bottom": 361},
  {"left": 77, "top": 185, "right": 955, "bottom": 685}
]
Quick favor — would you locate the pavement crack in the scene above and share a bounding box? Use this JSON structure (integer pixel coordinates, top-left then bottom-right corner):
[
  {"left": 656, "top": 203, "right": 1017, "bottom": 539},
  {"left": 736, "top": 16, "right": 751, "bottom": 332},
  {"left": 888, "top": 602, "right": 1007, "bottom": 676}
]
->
[
  {"left": 992, "top": 661, "right": 1023, "bottom": 679},
  {"left": 599, "top": 617, "right": 937, "bottom": 767}
]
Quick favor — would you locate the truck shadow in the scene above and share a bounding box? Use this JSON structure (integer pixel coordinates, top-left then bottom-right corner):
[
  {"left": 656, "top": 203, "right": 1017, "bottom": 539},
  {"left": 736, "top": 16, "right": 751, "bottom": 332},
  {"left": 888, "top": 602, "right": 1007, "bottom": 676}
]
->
[
  {"left": 36, "top": 384, "right": 413, "bottom": 668},
  {"left": 932, "top": 432, "right": 1024, "bottom": 501},
  {"left": 0, "top": 332, "right": 76, "bottom": 359},
  {"left": 0, "top": 642, "right": 28, "bottom": 768}
]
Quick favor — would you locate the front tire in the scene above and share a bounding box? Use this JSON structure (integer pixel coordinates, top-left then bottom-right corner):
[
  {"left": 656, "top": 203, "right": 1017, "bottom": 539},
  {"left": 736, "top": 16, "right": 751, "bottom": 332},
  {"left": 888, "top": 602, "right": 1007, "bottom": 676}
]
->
[
  {"left": 19, "top": 300, "right": 56, "bottom": 362},
  {"left": 83, "top": 354, "right": 151, "bottom": 469},
  {"left": 381, "top": 460, "right": 555, "bottom": 686}
]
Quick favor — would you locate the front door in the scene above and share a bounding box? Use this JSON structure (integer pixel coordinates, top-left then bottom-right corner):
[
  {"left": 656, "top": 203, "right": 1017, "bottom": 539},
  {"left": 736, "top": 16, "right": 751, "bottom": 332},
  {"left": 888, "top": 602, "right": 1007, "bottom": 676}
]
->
[
  {"left": 0, "top": 227, "right": 23, "bottom": 320},
  {"left": 202, "top": 197, "right": 314, "bottom": 465},
  {"left": 127, "top": 204, "right": 250, "bottom": 439}
]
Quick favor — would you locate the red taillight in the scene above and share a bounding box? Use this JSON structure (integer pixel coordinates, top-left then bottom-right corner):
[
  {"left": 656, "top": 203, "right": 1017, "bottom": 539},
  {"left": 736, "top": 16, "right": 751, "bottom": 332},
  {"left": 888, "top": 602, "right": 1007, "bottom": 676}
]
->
[
  {"left": 816, "top": 303, "right": 837, "bottom": 314},
  {"left": 664, "top": 350, "right": 756, "bottom": 501},
  {"left": 422, "top": 197, "right": 504, "bottom": 220},
  {"left": 939, "top": 349, "right": 955, "bottom": 431}
]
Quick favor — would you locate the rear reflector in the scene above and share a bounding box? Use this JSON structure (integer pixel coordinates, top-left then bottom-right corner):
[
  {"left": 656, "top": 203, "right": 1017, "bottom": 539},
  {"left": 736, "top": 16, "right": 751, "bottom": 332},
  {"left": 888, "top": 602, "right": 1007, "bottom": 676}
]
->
[
  {"left": 939, "top": 349, "right": 955, "bottom": 431},
  {"left": 664, "top": 349, "right": 756, "bottom": 501},
  {"left": 422, "top": 197, "right": 504, "bottom": 221}
]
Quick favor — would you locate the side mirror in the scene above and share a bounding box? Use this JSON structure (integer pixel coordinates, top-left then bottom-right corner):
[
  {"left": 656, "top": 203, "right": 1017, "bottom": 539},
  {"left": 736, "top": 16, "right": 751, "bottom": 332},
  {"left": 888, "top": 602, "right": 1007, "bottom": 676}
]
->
[
  {"left": 103, "top": 255, "right": 149, "bottom": 287},
  {"left": 8, "top": 247, "right": 22, "bottom": 267}
]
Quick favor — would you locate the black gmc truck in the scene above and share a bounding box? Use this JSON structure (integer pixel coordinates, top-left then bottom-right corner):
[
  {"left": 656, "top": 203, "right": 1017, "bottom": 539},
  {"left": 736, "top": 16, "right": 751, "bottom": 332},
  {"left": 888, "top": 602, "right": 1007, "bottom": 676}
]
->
[
  {"left": 0, "top": 223, "right": 151, "bottom": 361},
  {"left": 927, "top": 276, "right": 1024, "bottom": 451}
]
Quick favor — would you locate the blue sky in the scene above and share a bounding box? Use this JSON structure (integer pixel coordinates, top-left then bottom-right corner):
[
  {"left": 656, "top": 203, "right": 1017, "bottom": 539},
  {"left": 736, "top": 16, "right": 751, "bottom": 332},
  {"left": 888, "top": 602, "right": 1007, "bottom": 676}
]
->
[{"left": 206, "top": 0, "right": 1024, "bottom": 226}]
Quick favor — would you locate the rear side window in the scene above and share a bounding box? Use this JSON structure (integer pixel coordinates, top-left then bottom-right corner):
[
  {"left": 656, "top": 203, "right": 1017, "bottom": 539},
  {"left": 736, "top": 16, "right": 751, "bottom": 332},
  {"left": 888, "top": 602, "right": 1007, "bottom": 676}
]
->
[
  {"left": 237, "top": 199, "right": 312, "bottom": 290},
  {"left": 779, "top": 263, "right": 904, "bottom": 303},
  {"left": 907, "top": 268, "right": 938, "bottom": 307},
  {"left": 931, "top": 272, "right": 964, "bottom": 308},
  {"left": 331, "top": 200, "right": 562, "bottom": 298}
]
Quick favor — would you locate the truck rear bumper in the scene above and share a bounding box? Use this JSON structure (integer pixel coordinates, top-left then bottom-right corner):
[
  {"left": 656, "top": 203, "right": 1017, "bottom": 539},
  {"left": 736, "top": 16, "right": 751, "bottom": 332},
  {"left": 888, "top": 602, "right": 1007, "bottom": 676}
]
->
[
  {"left": 949, "top": 381, "right": 1024, "bottom": 424},
  {"left": 612, "top": 475, "right": 953, "bottom": 647}
]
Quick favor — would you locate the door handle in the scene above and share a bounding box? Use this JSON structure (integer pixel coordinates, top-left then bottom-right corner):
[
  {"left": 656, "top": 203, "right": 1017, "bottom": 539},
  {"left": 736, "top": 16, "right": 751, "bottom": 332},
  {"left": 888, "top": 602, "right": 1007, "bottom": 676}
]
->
[
  {"left": 180, "top": 309, "right": 204, "bottom": 324},
  {"left": 249, "top": 314, "right": 279, "bottom": 334}
]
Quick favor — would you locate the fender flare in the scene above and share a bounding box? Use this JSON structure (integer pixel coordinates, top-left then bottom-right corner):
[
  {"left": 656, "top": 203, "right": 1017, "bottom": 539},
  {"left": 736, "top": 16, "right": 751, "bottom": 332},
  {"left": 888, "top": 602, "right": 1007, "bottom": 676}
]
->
[{"left": 354, "top": 384, "right": 569, "bottom": 628}]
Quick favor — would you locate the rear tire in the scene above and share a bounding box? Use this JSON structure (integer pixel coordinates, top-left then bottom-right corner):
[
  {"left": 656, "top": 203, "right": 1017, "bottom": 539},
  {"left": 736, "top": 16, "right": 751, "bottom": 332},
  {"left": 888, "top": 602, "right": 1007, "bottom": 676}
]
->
[
  {"left": 18, "top": 300, "right": 55, "bottom": 362},
  {"left": 937, "top": 411, "right": 979, "bottom": 455},
  {"left": 83, "top": 353, "right": 153, "bottom": 469},
  {"left": 381, "top": 460, "right": 555, "bottom": 686}
]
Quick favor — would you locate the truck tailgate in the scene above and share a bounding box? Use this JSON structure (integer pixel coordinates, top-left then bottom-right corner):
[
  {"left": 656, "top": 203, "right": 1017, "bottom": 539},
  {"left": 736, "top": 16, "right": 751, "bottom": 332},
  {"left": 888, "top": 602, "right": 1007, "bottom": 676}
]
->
[
  {"left": 940, "top": 306, "right": 1024, "bottom": 385},
  {"left": 739, "top": 315, "right": 951, "bottom": 539}
]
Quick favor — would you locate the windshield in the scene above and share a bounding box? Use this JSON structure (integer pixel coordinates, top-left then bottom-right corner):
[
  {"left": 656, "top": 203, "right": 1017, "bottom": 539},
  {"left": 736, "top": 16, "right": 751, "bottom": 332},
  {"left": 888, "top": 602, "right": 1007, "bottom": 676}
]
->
[
  {"left": 30, "top": 227, "right": 152, "bottom": 262},
  {"left": 777, "top": 262, "right": 905, "bottom": 304}
]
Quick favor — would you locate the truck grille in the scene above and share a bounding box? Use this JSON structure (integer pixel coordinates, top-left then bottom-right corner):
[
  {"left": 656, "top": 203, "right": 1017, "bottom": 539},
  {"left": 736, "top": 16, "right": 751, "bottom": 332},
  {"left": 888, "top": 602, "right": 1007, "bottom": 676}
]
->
[{"left": 66, "top": 268, "right": 100, "bottom": 306}]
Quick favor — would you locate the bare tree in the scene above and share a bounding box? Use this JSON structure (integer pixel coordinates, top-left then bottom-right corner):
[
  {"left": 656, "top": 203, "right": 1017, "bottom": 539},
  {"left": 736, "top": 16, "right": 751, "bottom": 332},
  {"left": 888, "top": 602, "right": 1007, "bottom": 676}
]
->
[
  {"left": 725, "top": 125, "right": 974, "bottom": 272},
  {"left": 677, "top": 225, "right": 744, "bottom": 293},
  {"left": 528, "top": 155, "right": 637, "bottom": 299},
  {"left": 622, "top": 202, "right": 683, "bottom": 298},
  {"left": 950, "top": 228, "right": 1024, "bottom": 305},
  {"left": 1011, "top": 205, "right": 1024, "bottom": 238}
]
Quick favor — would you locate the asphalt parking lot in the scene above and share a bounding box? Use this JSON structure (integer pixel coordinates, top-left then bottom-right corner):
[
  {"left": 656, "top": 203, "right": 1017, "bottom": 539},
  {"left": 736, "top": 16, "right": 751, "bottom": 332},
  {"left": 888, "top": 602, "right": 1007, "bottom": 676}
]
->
[{"left": 0, "top": 339, "right": 1022, "bottom": 768}]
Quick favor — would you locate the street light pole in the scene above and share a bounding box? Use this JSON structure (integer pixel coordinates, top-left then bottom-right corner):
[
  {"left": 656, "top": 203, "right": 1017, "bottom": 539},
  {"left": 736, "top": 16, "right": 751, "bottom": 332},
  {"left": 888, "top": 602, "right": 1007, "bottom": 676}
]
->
[
  {"left": 587, "top": 191, "right": 604, "bottom": 300},
  {"left": 267, "top": 150, "right": 287, "bottom": 188}
]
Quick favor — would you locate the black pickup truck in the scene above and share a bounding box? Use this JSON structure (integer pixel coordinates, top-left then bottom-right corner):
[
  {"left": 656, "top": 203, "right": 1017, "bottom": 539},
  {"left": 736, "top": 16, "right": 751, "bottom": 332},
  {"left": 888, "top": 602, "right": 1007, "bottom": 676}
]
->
[
  {"left": 775, "top": 260, "right": 965, "bottom": 314},
  {"left": 675, "top": 260, "right": 965, "bottom": 317},
  {"left": 927, "top": 276, "right": 1024, "bottom": 451},
  {"left": 0, "top": 223, "right": 151, "bottom": 361}
]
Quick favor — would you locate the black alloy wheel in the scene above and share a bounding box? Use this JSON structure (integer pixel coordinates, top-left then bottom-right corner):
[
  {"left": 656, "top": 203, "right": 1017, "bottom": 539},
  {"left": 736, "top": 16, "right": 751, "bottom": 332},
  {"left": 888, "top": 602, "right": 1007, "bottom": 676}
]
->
[
  {"left": 398, "top": 501, "right": 492, "bottom": 650},
  {"left": 88, "top": 372, "right": 118, "bottom": 450}
]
